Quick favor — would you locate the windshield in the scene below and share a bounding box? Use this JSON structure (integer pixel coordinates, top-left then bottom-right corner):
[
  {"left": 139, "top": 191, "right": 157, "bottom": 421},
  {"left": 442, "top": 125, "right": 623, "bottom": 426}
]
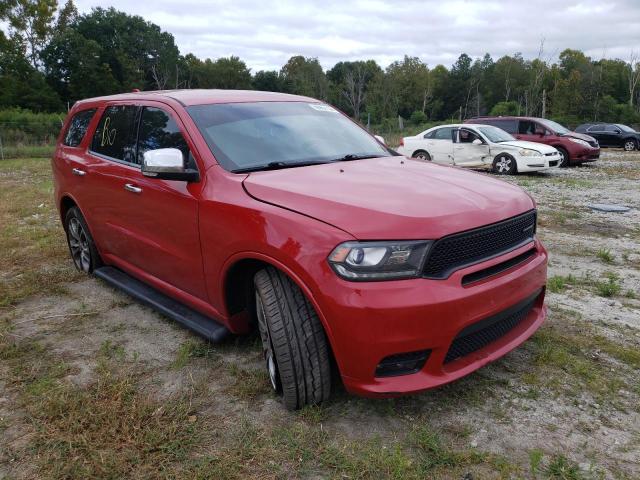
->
[
  {"left": 477, "top": 126, "right": 516, "bottom": 143},
  {"left": 616, "top": 124, "right": 636, "bottom": 133},
  {"left": 538, "top": 118, "right": 571, "bottom": 135},
  {"left": 187, "top": 102, "right": 391, "bottom": 172}
]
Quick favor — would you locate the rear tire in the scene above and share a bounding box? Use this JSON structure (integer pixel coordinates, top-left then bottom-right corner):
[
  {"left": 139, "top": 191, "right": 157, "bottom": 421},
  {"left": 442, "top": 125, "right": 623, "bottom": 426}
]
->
[
  {"left": 412, "top": 150, "right": 431, "bottom": 161},
  {"left": 64, "top": 207, "right": 102, "bottom": 273},
  {"left": 492, "top": 153, "right": 517, "bottom": 175},
  {"left": 624, "top": 139, "right": 637, "bottom": 151},
  {"left": 557, "top": 147, "right": 570, "bottom": 168},
  {"left": 254, "top": 267, "right": 331, "bottom": 410}
]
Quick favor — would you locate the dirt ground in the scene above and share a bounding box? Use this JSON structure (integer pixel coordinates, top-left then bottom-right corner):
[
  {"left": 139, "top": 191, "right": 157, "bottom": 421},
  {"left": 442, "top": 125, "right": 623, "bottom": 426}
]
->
[{"left": 1, "top": 151, "right": 639, "bottom": 479}]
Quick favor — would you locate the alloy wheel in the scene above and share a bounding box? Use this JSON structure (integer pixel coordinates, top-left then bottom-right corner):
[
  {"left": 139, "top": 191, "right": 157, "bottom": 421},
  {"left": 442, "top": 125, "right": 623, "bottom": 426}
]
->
[
  {"left": 495, "top": 156, "right": 512, "bottom": 173},
  {"left": 68, "top": 217, "right": 91, "bottom": 272},
  {"left": 624, "top": 140, "right": 636, "bottom": 151}
]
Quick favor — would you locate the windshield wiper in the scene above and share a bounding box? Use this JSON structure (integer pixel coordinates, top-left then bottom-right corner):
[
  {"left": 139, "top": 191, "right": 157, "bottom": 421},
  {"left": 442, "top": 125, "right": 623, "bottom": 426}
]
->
[
  {"left": 328, "top": 154, "right": 380, "bottom": 162},
  {"left": 232, "top": 160, "right": 328, "bottom": 173}
]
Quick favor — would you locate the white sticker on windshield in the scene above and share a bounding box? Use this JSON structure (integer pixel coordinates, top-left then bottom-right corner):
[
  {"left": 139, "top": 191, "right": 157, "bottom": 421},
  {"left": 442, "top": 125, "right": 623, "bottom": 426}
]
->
[{"left": 309, "top": 103, "right": 337, "bottom": 112}]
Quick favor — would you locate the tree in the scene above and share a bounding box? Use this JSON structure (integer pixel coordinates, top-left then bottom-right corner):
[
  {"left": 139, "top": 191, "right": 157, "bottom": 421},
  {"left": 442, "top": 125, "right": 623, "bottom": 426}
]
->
[
  {"left": 327, "top": 60, "right": 381, "bottom": 118},
  {"left": 281, "top": 56, "right": 328, "bottom": 99},
  {"left": 2, "top": 0, "right": 58, "bottom": 68},
  {"left": 55, "top": 0, "right": 77, "bottom": 33},
  {"left": 253, "top": 70, "right": 288, "bottom": 92},
  {"left": 627, "top": 51, "right": 640, "bottom": 107}
]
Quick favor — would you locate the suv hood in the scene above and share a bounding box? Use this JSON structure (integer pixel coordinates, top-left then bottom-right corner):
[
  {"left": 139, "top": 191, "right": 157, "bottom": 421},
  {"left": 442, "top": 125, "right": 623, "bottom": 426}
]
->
[
  {"left": 497, "top": 140, "right": 558, "bottom": 153},
  {"left": 242, "top": 157, "right": 534, "bottom": 239}
]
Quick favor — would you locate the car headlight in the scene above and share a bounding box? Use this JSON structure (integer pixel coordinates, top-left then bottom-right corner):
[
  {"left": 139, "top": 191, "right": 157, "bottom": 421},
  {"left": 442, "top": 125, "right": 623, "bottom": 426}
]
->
[
  {"left": 328, "top": 241, "right": 431, "bottom": 280},
  {"left": 518, "top": 148, "right": 541, "bottom": 157},
  {"left": 568, "top": 137, "right": 590, "bottom": 148}
]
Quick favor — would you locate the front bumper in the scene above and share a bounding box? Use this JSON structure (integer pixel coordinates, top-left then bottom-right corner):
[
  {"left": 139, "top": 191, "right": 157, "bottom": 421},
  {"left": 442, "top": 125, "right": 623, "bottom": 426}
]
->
[
  {"left": 516, "top": 153, "right": 561, "bottom": 172},
  {"left": 570, "top": 146, "right": 600, "bottom": 163},
  {"left": 317, "top": 239, "right": 547, "bottom": 397}
]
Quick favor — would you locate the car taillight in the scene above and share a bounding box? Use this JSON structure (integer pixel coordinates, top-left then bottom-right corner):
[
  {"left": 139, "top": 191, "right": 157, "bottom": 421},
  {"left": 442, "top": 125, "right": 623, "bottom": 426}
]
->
[{"left": 399, "top": 138, "right": 404, "bottom": 146}]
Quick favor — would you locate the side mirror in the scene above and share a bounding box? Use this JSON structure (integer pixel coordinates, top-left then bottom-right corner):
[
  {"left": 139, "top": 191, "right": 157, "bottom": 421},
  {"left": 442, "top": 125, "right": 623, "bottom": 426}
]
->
[
  {"left": 374, "top": 134, "right": 386, "bottom": 145},
  {"left": 472, "top": 138, "right": 482, "bottom": 145},
  {"left": 614, "top": 129, "right": 621, "bottom": 134},
  {"left": 535, "top": 128, "right": 545, "bottom": 136},
  {"left": 142, "top": 148, "right": 199, "bottom": 182}
]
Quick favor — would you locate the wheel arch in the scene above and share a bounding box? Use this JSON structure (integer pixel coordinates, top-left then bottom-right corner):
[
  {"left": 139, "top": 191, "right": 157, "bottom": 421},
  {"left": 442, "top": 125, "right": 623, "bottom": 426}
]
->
[{"left": 221, "top": 252, "right": 341, "bottom": 371}]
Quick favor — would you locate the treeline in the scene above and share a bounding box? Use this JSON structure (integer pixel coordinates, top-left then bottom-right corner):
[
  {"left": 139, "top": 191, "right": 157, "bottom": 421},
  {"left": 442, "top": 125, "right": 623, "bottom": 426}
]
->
[{"left": 2, "top": 0, "right": 640, "bottom": 128}]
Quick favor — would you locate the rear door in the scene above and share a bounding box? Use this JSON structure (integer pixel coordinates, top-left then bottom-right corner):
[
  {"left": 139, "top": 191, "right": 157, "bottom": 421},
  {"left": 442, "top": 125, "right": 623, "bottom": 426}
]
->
[
  {"left": 587, "top": 125, "right": 608, "bottom": 145},
  {"left": 429, "top": 127, "right": 455, "bottom": 164}
]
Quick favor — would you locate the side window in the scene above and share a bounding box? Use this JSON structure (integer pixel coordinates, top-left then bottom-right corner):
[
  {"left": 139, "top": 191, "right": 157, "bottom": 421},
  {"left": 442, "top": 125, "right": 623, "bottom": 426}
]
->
[
  {"left": 518, "top": 120, "right": 536, "bottom": 135},
  {"left": 137, "top": 107, "right": 192, "bottom": 166},
  {"left": 605, "top": 125, "right": 619, "bottom": 132},
  {"left": 492, "top": 119, "right": 518, "bottom": 134},
  {"left": 588, "top": 125, "right": 604, "bottom": 132},
  {"left": 91, "top": 105, "right": 139, "bottom": 163},
  {"left": 458, "top": 129, "right": 481, "bottom": 143},
  {"left": 434, "top": 127, "right": 453, "bottom": 140},
  {"left": 63, "top": 109, "right": 96, "bottom": 147},
  {"left": 424, "top": 130, "right": 436, "bottom": 139}
]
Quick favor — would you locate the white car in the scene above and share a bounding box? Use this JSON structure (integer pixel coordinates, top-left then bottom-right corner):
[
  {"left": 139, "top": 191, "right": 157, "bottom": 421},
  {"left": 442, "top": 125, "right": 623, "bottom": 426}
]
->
[{"left": 397, "top": 124, "right": 561, "bottom": 174}]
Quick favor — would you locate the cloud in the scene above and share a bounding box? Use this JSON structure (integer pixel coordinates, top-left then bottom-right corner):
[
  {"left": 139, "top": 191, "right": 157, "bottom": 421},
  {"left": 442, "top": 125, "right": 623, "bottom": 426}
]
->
[{"left": 65, "top": 0, "right": 640, "bottom": 71}]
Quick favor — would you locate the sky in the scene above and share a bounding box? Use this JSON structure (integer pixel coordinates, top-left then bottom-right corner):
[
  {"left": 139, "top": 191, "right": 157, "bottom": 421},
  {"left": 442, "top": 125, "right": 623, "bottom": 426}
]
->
[{"left": 15, "top": 0, "right": 640, "bottom": 71}]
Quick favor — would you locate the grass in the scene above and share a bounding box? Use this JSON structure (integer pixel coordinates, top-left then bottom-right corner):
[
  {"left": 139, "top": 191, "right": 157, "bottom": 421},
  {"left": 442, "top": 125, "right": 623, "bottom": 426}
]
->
[
  {"left": 547, "top": 274, "right": 577, "bottom": 293},
  {"left": 547, "top": 271, "right": 624, "bottom": 298},
  {"left": 595, "top": 248, "right": 614, "bottom": 264},
  {"left": 172, "top": 338, "right": 217, "bottom": 369},
  {"left": 0, "top": 157, "right": 80, "bottom": 306},
  {"left": 526, "top": 311, "right": 640, "bottom": 404},
  {"left": 0, "top": 144, "right": 55, "bottom": 159}
]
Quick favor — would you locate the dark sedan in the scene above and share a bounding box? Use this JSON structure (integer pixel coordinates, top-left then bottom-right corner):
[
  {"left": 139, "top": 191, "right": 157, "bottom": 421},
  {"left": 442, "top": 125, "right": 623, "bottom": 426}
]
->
[{"left": 575, "top": 123, "right": 639, "bottom": 151}]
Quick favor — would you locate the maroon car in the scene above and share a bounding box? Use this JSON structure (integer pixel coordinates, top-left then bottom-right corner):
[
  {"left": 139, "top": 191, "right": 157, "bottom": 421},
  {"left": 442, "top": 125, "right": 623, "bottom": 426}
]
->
[{"left": 466, "top": 116, "right": 600, "bottom": 167}]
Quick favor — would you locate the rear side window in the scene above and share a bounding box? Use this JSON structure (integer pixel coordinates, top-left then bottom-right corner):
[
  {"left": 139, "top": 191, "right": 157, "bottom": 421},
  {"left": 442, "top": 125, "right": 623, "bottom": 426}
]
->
[
  {"left": 63, "top": 109, "right": 96, "bottom": 147},
  {"left": 481, "top": 119, "right": 517, "bottom": 134},
  {"left": 91, "top": 105, "right": 139, "bottom": 163},
  {"left": 434, "top": 127, "right": 454, "bottom": 140},
  {"left": 137, "top": 107, "right": 191, "bottom": 165}
]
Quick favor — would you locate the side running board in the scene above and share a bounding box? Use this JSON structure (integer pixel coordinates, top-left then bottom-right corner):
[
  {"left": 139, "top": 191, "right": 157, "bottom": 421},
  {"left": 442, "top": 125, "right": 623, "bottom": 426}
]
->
[{"left": 94, "top": 266, "right": 229, "bottom": 342}]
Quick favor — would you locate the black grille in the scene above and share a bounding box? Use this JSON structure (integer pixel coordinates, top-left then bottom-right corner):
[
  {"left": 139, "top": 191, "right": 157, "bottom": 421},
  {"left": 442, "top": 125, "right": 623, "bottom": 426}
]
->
[
  {"left": 422, "top": 210, "right": 536, "bottom": 279},
  {"left": 444, "top": 289, "right": 540, "bottom": 364}
]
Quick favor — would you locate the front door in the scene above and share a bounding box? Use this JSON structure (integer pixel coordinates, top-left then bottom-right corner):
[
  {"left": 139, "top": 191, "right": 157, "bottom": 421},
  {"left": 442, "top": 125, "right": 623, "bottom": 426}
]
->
[
  {"left": 88, "top": 103, "right": 207, "bottom": 300},
  {"left": 452, "top": 128, "right": 490, "bottom": 167}
]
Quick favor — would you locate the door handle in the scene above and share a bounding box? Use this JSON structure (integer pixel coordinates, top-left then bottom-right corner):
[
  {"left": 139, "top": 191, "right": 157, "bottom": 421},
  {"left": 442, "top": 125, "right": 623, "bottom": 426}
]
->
[
  {"left": 72, "top": 168, "right": 86, "bottom": 176},
  {"left": 124, "top": 183, "right": 142, "bottom": 194}
]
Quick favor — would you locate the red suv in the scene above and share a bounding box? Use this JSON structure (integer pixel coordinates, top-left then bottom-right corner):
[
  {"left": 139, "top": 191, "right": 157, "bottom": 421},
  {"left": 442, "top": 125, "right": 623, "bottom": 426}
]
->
[
  {"left": 52, "top": 90, "right": 548, "bottom": 409},
  {"left": 466, "top": 116, "right": 600, "bottom": 167}
]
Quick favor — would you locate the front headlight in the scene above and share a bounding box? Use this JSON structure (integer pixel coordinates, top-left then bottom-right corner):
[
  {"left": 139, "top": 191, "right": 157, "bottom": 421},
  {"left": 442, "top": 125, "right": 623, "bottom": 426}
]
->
[
  {"left": 328, "top": 241, "right": 431, "bottom": 281},
  {"left": 518, "top": 148, "right": 541, "bottom": 157},
  {"left": 568, "top": 137, "right": 590, "bottom": 148}
]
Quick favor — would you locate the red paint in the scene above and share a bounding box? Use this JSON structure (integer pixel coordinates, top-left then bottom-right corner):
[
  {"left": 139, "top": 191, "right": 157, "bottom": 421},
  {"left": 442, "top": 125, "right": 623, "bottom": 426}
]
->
[{"left": 53, "top": 90, "right": 547, "bottom": 396}]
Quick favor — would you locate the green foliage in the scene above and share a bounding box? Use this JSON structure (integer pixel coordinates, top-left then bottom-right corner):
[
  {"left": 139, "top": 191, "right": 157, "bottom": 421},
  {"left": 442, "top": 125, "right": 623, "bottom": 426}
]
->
[
  {"left": 410, "top": 110, "right": 427, "bottom": 125},
  {"left": 490, "top": 101, "right": 519, "bottom": 116}
]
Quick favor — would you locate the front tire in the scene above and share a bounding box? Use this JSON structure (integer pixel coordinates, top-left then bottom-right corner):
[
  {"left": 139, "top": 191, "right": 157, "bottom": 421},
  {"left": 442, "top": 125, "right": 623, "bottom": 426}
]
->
[
  {"left": 557, "top": 147, "right": 570, "bottom": 168},
  {"left": 624, "top": 139, "right": 637, "bottom": 151},
  {"left": 254, "top": 267, "right": 331, "bottom": 410},
  {"left": 492, "top": 153, "right": 517, "bottom": 175},
  {"left": 64, "top": 207, "right": 102, "bottom": 273},
  {"left": 412, "top": 150, "right": 431, "bottom": 161}
]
